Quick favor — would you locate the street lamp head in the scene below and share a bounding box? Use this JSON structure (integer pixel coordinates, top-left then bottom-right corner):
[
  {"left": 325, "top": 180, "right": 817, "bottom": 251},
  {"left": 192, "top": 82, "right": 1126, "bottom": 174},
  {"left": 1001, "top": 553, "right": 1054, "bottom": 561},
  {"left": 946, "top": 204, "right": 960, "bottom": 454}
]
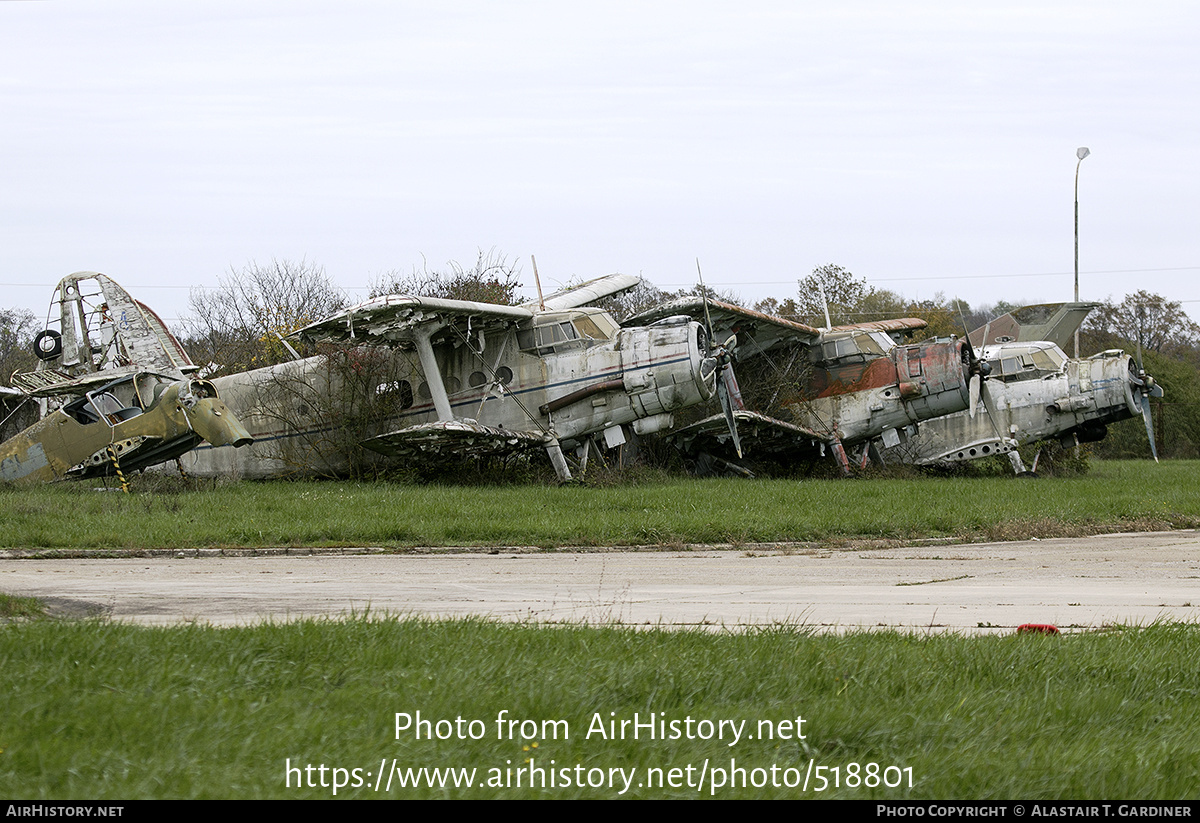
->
[{"left": 1077, "top": 147, "right": 1090, "bottom": 161}]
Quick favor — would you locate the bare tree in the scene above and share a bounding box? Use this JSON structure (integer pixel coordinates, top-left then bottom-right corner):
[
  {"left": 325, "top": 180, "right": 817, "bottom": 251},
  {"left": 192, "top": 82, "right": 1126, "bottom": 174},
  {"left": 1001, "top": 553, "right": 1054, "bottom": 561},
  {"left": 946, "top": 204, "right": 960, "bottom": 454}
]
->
[
  {"left": 182, "top": 259, "right": 347, "bottom": 377},
  {"left": 371, "top": 248, "right": 523, "bottom": 305}
]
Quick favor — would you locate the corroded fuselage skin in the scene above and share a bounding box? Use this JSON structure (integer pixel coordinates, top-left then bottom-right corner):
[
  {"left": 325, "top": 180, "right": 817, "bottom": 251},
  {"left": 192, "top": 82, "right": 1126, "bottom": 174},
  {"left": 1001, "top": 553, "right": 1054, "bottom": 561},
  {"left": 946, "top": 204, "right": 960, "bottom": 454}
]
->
[
  {"left": 0, "top": 378, "right": 252, "bottom": 485},
  {"left": 891, "top": 343, "right": 1142, "bottom": 464},
  {"left": 784, "top": 330, "right": 972, "bottom": 446},
  {"left": 181, "top": 309, "right": 714, "bottom": 478}
]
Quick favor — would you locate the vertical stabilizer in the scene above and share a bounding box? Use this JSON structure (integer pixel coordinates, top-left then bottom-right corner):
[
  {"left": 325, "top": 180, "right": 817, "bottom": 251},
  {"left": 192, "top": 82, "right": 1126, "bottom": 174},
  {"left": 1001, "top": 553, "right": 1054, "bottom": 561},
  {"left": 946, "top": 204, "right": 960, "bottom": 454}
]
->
[{"left": 969, "top": 302, "right": 1099, "bottom": 351}]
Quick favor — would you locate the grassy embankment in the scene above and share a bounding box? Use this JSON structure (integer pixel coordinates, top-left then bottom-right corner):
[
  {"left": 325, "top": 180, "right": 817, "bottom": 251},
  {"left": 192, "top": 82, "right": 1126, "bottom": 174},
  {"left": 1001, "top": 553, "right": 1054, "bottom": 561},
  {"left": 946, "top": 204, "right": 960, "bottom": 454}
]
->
[
  {"left": 1, "top": 618, "right": 1196, "bottom": 799},
  {"left": 0, "top": 460, "right": 1195, "bottom": 550}
]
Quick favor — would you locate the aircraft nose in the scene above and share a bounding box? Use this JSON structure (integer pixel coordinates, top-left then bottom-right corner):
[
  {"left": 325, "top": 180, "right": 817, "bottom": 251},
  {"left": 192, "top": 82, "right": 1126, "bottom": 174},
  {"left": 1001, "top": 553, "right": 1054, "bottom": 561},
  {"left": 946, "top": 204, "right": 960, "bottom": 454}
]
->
[{"left": 185, "top": 398, "right": 254, "bottom": 448}]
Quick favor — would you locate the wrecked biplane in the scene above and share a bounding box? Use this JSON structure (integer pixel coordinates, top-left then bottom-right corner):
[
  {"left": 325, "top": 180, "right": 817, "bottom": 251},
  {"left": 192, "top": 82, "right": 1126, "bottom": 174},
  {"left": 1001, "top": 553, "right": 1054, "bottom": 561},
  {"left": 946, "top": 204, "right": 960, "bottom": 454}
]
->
[
  {"left": 882, "top": 302, "right": 1162, "bottom": 473},
  {"left": 0, "top": 272, "right": 252, "bottom": 486},
  {"left": 181, "top": 273, "right": 736, "bottom": 481},
  {"left": 623, "top": 298, "right": 980, "bottom": 474}
]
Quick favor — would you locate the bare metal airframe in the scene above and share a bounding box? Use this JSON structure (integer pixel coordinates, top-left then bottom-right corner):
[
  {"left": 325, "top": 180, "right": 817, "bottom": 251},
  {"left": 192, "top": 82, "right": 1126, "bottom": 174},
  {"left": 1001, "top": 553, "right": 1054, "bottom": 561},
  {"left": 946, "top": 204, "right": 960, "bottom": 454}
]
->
[
  {"left": 181, "top": 274, "right": 738, "bottom": 482},
  {"left": 884, "top": 302, "right": 1162, "bottom": 473},
  {"left": 623, "top": 298, "right": 981, "bottom": 474}
]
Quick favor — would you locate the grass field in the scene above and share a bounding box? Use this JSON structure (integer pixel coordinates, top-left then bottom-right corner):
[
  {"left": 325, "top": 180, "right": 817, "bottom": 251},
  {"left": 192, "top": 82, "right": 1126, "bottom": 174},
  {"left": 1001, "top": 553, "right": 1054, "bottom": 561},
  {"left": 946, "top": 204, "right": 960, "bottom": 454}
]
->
[
  {"left": 1, "top": 460, "right": 1196, "bottom": 551},
  {"left": 2, "top": 618, "right": 1198, "bottom": 799}
]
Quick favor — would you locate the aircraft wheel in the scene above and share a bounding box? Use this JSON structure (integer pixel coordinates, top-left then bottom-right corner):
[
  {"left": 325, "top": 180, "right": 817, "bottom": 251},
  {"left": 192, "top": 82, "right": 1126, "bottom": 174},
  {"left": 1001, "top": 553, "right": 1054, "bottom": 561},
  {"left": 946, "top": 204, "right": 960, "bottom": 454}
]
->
[
  {"left": 1017, "top": 471, "right": 1039, "bottom": 479},
  {"left": 33, "top": 329, "right": 62, "bottom": 360}
]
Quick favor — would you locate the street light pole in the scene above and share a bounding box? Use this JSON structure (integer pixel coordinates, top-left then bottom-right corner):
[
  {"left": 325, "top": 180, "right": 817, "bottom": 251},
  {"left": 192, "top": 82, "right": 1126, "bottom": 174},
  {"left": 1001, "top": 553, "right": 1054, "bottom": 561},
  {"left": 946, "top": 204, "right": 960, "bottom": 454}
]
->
[{"left": 1074, "top": 146, "right": 1090, "bottom": 358}]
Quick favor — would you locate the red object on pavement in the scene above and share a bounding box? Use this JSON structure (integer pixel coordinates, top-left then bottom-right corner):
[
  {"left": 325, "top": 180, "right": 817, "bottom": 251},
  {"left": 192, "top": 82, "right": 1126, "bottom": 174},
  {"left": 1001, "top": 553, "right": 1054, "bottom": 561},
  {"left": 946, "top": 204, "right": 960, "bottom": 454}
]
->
[{"left": 1016, "top": 623, "right": 1061, "bottom": 635}]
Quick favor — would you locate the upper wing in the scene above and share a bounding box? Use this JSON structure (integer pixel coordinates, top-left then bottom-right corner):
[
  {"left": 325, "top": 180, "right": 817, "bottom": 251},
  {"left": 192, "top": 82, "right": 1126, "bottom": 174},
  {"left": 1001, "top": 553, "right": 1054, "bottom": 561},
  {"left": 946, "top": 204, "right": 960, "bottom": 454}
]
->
[
  {"left": 625, "top": 298, "right": 822, "bottom": 358},
  {"left": 292, "top": 295, "right": 535, "bottom": 348},
  {"left": 521, "top": 273, "right": 642, "bottom": 311},
  {"left": 829, "top": 317, "right": 927, "bottom": 340},
  {"left": 969, "top": 302, "right": 1100, "bottom": 350}
]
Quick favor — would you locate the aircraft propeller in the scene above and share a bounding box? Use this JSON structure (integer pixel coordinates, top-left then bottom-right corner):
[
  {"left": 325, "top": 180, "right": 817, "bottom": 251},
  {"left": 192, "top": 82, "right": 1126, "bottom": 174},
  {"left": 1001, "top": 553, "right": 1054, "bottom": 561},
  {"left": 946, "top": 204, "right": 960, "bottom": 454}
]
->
[
  {"left": 1131, "top": 334, "right": 1162, "bottom": 462},
  {"left": 960, "top": 316, "right": 994, "bottom": 421},
  {"left": 697, "top": 260, "right": 744, "bottom": 458}
]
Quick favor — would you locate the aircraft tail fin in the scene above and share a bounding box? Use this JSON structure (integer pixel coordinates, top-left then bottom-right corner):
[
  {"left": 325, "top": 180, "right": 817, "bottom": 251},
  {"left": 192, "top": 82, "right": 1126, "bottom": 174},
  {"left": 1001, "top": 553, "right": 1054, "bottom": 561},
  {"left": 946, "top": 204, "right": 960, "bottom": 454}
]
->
[
  {"left": 14, "top": 272, "right": 194, "bottom": 394},
  {"left": 969, "top": 302, "right": 1099, "bottom": 351}
]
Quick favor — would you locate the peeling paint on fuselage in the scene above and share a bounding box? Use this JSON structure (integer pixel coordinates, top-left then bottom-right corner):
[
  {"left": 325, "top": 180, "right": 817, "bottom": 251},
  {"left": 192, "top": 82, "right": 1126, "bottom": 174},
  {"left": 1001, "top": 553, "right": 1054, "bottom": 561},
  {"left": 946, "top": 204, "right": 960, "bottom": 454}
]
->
[{"left": 782, "top": 334, "right": 971, "bottom": 445}]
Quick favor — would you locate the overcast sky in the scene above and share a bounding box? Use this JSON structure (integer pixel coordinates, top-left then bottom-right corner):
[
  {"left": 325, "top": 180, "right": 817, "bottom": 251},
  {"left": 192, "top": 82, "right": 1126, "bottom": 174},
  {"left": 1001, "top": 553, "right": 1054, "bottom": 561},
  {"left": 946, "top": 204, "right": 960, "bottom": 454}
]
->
[{"left": 2, "top": 0, "right": 1197, "bottom": 328}]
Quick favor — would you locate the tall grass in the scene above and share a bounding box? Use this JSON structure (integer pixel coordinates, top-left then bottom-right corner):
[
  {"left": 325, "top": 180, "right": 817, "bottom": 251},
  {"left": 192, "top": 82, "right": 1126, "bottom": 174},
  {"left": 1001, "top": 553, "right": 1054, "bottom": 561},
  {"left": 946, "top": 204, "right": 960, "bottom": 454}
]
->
[{"left": 1, "top": 618, "right": 1196, "bottom": 798}]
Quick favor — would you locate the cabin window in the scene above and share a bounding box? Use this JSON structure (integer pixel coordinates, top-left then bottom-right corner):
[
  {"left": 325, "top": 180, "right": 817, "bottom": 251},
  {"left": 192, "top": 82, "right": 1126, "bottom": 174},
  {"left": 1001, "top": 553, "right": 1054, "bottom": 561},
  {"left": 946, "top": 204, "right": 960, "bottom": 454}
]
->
[
  {"left": 469, "top": 371, "right": 488, "bottom": 388},
  {"left": 376, "top": 379, "right": 415, "bottom": 409}
]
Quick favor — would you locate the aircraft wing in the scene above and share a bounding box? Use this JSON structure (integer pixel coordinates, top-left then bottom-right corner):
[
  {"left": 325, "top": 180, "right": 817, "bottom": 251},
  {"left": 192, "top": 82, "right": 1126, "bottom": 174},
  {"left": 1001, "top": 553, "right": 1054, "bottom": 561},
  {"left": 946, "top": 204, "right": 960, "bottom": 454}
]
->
[
  {"left": 522, "top": 273, "right": 642, "bottom": 311},
  {"left": 292, "top": 295, "right": 535, "bottom": 348},
  {"left": 828, "top": 317, "right": 928, "bottom": 340},
  {"left": 625, "top": 298, "right": 823, "bottom": 358},
  {"left": 970, "top": 302, "right": 1100, "bottom": 350},
  {"left": 361, "top": 421, "right": 546, "bottom": 458},
  {"left": 668, "top": 410, "right": 832, "bottom": 459}
]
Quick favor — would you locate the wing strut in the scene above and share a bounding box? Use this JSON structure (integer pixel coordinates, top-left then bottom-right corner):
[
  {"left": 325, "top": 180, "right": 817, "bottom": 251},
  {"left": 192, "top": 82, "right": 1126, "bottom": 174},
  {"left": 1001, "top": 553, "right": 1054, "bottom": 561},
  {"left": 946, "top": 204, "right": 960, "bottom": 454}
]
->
[{"left": 413, "top": 324, "right": 454, "bottom": 422}]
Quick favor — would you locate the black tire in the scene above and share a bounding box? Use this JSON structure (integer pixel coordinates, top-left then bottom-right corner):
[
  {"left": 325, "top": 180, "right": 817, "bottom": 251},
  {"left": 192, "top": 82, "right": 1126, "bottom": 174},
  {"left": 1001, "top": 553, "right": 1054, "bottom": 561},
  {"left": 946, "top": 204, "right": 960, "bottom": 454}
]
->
[{"left": 33, "top": 329, "right": 62, "bottom": 361}]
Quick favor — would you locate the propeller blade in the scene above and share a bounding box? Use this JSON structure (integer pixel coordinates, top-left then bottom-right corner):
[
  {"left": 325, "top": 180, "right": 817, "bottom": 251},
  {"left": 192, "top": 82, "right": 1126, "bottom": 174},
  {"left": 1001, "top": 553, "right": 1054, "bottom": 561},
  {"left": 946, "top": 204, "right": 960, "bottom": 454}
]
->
[
  {"left": 717, "top": 365, "right": 743, "bottom": 459},
  {"left": 969, "top": 374, "right": 980, "bottom": 419},
  {"left": 720, "top": 358, "right": 745, "bottom": 412},
  {"left": 696, "top": 258, "right": 714, "bottom": 350},
  {"left": 1141, "top": 391, "right": 1159, "bottom": 463}
]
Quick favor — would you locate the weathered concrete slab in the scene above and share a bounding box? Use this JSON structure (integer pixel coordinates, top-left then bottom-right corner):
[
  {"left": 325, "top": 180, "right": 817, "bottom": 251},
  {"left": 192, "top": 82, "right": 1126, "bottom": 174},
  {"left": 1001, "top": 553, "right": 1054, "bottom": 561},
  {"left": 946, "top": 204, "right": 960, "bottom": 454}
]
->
[{"left": 3, "top": 530, "right": 1199, "bottom": 633}]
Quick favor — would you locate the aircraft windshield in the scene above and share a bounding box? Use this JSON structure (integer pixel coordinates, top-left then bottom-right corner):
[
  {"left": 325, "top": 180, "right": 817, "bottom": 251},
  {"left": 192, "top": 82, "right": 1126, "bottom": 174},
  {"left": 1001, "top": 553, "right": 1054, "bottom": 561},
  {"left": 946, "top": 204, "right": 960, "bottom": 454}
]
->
[
  {"left": 517, "top": 310, "right": 617, "bottom": 353},
  {"left": 986, "top": 343, "right": 1067, "bottom": 381},
  {"left": 819, "top": 331, "right": 891, "bottom": 363}
]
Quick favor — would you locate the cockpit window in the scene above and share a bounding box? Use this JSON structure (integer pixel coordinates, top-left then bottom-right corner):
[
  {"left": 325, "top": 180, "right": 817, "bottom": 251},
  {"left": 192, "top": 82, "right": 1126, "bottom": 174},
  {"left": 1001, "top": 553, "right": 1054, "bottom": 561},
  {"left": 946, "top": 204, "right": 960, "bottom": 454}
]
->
[
  {"left": 572, "top": 315, "right": 607, "bottom": 340},
  {"left": 517, "top": 310, "right": 617, "bottom": 353},
  {"left": 866, "top": 332, "right": 895, "bottom": 354},
  {"left": 987, "top": 343, "right": 1066, "bottom": 382},
  {"left": 820, "top": 331, "right": 889, "bottom": 362}
]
